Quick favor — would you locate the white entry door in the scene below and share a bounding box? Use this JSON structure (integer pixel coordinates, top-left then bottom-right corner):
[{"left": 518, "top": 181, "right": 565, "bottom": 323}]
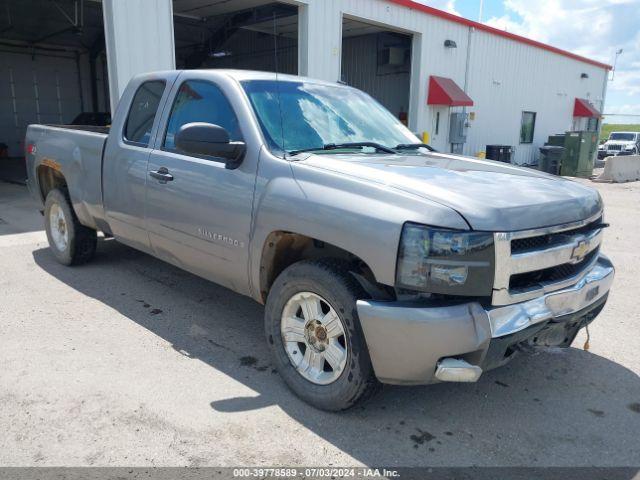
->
[{"left": 429, "top": 107, "right": 449, "bottom": 152}]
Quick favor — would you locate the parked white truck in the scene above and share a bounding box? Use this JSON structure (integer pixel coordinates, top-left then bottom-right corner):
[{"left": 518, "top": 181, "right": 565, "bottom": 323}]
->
[
  {"left": 25, "top": 70, "right": 614, "bottom": 411},
  {"left": 599, "top": 131, "right": 640, "bottom": 159}
]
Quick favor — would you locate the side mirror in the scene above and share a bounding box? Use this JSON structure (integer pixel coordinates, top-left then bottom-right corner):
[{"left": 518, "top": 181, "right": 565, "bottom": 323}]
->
[{"left": 175, "top": 122, "right": 246, "bottom": 168}]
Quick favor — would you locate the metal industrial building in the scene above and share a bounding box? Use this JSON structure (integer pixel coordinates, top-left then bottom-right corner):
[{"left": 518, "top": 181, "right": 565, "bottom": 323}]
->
[{"left": 0, "top": 0, "right": 610, "bottom": 165}]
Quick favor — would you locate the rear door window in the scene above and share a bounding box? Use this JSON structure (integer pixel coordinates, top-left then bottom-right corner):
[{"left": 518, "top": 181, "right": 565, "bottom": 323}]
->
[
  {"left": 163, "top": 80, "right": 242, "bottom": 152},
  {"left": 124, "top": 80, "right": 166, "bottom": 146}
]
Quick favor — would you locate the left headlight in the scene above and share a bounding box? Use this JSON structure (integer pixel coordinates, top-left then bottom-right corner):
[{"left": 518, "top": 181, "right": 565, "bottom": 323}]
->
[{"left": 396, "top": 223, "right": 495, "bottom": 296}]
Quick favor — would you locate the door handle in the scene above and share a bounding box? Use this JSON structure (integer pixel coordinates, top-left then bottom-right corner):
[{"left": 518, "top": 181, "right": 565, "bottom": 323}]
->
[{"left": 149, "top": 167, "right": 174, "bottom": 183}]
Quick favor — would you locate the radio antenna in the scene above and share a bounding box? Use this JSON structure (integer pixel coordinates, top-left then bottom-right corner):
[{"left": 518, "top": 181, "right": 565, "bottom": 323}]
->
[{"left": 272, "top": 11, "right": 286, "bottom": 158}]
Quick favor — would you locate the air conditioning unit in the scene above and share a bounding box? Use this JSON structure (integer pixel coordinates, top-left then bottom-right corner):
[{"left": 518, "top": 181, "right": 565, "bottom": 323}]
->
[{"left": 379, "top": 47, "right": 406, "bottom": 66}]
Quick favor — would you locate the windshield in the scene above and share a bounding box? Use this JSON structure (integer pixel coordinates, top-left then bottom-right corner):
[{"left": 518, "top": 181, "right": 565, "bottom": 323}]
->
[
  {"left": 241, "top": 80, "right": 418, "bottom": 155},
  {"left": 609, "top": 133, "right": 636, "bottom": 141}
]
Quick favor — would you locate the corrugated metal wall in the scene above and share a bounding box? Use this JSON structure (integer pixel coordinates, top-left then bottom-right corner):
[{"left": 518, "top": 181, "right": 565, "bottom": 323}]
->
[
  {"left": 465, "top": 28, "right": 607, "bottom": 164},
  {"left": 103, "top": 0, "right": 175, "bottom": 112},
  {"left": 299, "top": 1, "right": 343, "bottom": 82},
  {"left": 301, "top": 0, "right": 477, "bottom": 145},
  {"left": 301, "top": 0, "right": 608, "bottom": 164},
  {"left": 98, "top": 0, "right": 608, "bottom": 166}
]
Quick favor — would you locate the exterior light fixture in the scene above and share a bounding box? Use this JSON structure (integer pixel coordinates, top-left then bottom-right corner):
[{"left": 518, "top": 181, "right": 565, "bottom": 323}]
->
[
  {"left": 444, "top": 40, "right": 457, "bottom": 48},
  {"left": 581, "top": 73, "right": 589, "bottom": 79},
  {"left": 611, "top": 48, "right": 623, "bottom": 81}
]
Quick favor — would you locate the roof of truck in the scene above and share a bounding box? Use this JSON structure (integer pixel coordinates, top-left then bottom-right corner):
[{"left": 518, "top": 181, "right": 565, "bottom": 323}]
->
[
  {"left": 209, "top": 69, "right": 347, "bottom": 86},
  {"left": 131, "top": 69, "right": 353, "bottom": 90}
]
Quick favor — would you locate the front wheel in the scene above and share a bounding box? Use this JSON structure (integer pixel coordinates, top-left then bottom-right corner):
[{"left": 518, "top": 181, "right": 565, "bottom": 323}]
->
[
  {"left": 265, "top": 259, "right": 380, "bottom": 411},
  {"left": 44, "top": 189, "right": 97, "bottom": 266}
]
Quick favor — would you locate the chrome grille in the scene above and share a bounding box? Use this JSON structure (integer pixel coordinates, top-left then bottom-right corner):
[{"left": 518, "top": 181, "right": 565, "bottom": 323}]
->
[
  {"left": 509, "top": 248, "right": 599, "bottom": 291},
  {"left": 608, "top": 144, "right": 622, "bottom": 151},
  {"left": 510, "top": 217, "right": 602, "bottom": 253},
  {"left": 493, "top": 213, "right": 604, "bottom": 305}
]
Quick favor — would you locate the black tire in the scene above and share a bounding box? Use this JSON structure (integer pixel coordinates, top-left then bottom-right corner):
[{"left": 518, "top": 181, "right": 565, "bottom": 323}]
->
[
  {"left": 44, "top": 189, "right": 97, "bottom": 266},
  {"left": 265, "top": 259, "right": 380, "bottom": 411}
]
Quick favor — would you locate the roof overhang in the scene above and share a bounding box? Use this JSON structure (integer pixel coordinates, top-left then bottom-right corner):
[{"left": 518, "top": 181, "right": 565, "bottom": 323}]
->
[
  {"left": 427, "top": 76, "right": 474, "bottom": 107},
  {"left": 574, "top": 98, "right": 601, "bottom": 118},
  {"left": 387, "top": 0, "right": 612, "bottom": 71}
]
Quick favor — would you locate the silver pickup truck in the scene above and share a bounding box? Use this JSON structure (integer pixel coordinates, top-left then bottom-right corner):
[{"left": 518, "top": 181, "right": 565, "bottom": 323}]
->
[{"left": 25, "top": 69, "right": 614, "bottom": 411}]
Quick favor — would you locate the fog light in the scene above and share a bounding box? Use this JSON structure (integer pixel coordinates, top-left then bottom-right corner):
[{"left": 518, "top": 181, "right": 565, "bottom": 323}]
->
[{"left": 435, "top": 358, "right": 482, "bottom": 382}]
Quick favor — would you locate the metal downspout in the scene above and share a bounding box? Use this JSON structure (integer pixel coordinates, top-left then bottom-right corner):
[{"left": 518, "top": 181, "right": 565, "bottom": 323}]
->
[{"left": 461, "top": 25, "right": 474, "bottom": 155}]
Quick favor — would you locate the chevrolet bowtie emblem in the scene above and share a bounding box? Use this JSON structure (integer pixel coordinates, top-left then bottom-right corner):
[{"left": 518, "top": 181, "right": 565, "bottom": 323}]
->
[{"left": 571, "top": 240, "right": 590, "bottom": 262}]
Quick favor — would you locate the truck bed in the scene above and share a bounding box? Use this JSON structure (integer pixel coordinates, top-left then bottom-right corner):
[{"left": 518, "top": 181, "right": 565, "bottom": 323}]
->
[
  {"left": 25, "top": 124, "right": 109, "bottom": 231},
  {"left": 44, "top": 124, "right": 110, "bottom": 135}
]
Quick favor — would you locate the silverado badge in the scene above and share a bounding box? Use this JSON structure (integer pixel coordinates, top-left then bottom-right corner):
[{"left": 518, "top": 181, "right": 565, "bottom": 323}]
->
[{"left": 571, "top": 240, "right": 590, "bottom": 263}]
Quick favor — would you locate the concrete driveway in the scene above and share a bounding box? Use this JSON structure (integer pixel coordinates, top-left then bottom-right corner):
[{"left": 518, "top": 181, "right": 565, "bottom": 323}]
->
[{"left": 1, "top": 180, "right": 639, "bottom": 467}]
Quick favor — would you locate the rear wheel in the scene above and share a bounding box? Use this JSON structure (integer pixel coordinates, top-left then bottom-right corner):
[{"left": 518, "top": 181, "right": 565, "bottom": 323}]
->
[
  {"left": 44, "top": 189, "right": 97, "bottom": 266},
  {"left": 265, "top": 259, "right": 380, "bottom": 411}
]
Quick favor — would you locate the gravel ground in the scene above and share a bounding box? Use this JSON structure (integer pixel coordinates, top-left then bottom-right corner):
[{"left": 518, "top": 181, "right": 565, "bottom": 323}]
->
[{"left": 0, "top": 180, "right": 639, "bottom": 467}]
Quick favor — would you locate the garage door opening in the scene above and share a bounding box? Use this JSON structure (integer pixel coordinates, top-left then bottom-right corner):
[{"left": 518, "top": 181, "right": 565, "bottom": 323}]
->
[
  {"left": 173, "top": 1, "right": 298, "bottom": 74},
  {"left": 0, "top": 0, "right": 108, "bottom": 183},
  {"left": 341, "top": 17, "right": 412, "bottom": 127}
]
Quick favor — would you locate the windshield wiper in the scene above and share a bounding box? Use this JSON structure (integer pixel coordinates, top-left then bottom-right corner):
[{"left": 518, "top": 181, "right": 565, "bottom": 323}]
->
[
  {"left": 289, "top": 142, "right": 397, "bottom": 156},
  {"left": 395, "top": 143, "right": 436, "bottom": 152}
]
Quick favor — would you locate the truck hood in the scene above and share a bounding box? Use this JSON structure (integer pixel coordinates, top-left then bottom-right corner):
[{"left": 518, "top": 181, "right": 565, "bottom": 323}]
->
[{"left": 298, "top": 152, "right": 602, "bottom": 231}]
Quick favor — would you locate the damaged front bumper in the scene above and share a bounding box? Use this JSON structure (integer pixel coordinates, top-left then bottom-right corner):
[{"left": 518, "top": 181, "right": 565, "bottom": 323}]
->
[{"left": 357, "top": 254, "right": 614, "bottom": 385}]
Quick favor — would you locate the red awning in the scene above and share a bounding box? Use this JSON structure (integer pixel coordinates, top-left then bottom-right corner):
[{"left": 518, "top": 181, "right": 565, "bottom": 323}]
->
[
  {"left": 573, "top": 98, "right": 600, "bottom": 118},
  {"left": 427, "top": 76, "right": 474, "bottom": 107}
]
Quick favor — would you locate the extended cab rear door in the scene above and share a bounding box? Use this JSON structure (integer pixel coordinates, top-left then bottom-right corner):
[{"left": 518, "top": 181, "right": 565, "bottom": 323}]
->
[
  {"left": 144, "top": 71, "right": 259, "bottom": 295},
  {"left": 103, "top": 73, "right": 179, "bottom": 253}
]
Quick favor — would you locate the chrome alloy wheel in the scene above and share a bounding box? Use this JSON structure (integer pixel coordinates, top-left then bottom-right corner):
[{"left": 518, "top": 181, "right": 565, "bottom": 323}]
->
[
  {"left": 280, "top": 292, "right": 348, "bottom": 385},
  {"left": 49, "top": 203, "right": 69, "bottom": 252}
]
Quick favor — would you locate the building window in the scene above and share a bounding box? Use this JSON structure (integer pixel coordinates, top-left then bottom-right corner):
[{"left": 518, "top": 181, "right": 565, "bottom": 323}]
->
[{"left": 520, "top": 111, "right": 536, "bottom": 144}]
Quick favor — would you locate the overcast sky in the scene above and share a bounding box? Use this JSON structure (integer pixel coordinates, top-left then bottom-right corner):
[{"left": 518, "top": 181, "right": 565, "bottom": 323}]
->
[{"left": 417, "top": 0, "right": 640, "bottom": 124}]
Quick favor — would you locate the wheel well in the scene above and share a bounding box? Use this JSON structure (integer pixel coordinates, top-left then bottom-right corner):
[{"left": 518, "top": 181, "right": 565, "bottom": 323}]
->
[
  {"left": 259, "top": 231, "right": 391, "bottom": 303},
  {"left": 37, "top": 165, "right": 67, "bottom": 202}
]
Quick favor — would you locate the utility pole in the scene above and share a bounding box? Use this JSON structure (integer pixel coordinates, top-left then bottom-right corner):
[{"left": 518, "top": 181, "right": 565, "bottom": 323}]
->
[{"left": 478, "top": 0, "right": 484, "bottom": 22}]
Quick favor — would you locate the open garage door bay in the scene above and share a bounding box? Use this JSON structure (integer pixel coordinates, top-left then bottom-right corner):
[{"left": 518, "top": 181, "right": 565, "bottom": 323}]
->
[
  {"left": 0, "top": 51, "right": 84, "bottom": 157},
  {"left": 173, "top": 1, "right": 298, "bottom": 74},
  {"left": 0, "top": 0, "right": 108, "bottom": 183}
]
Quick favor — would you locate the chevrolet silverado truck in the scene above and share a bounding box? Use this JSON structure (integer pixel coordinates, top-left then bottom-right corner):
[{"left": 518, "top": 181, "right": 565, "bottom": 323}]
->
[
  {"left": 25, "top": 70, "right": 614, "bottom": 411},
  {"left": 599, "top": 131, "right": 640, "bottom": 159}
]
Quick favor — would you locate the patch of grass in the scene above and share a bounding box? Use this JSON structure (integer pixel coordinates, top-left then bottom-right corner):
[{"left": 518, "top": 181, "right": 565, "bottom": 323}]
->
[{"left": 601, "top": 124, "right": 640, "bottom": 141}]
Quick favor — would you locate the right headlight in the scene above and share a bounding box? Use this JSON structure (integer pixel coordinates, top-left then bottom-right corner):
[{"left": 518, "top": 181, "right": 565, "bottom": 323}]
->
[{"left": 396, "top": 223, "right": 495, "bottom": 296}]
